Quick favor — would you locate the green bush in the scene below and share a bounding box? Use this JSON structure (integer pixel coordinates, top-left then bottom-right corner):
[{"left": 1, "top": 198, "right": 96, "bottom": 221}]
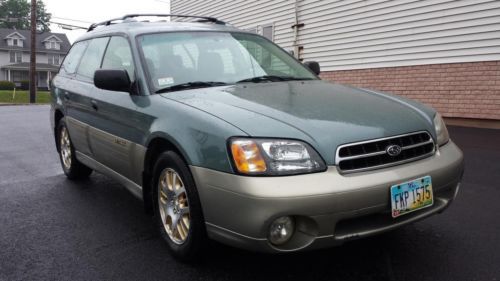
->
[
  {"left": 20, "top": 80, "right": 30, "bottom": 90},
  {"left": 0, "top": 81, "right": 15, "bottom": 90}
]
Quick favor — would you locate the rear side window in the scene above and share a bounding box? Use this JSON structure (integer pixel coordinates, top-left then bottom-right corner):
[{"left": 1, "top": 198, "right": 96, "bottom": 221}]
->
[
  {"left": 102, "top": 36, "right": 135, "bottom": 82},
  {"left": 60, "top": 41, "right": 88, "bottom": 75},
  {"left": 76, "top": 37, "right": 109, "bottom": 79}
]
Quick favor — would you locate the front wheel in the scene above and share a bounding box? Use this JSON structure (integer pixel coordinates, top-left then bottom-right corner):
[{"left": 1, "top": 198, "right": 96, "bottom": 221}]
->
[
  {"left": 57, "top": 118, "right": 92, "bottom": 180},
  {"left": 152, "top": 151, "right": 206, "bottom": 261}
]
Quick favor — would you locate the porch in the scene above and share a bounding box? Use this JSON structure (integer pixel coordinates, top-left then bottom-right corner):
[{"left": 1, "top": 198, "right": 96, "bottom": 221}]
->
[{"left": 1, "top": 63, "right": 59, "bottom": 90}]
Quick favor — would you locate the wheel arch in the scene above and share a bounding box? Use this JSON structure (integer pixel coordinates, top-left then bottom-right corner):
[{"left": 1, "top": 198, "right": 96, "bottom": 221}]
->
[
  {"left": 142, "top": 134, "right": 191, "bottom": 214},
  {"left": 54, "top": 109, "right": 64, "bottom": 152}
]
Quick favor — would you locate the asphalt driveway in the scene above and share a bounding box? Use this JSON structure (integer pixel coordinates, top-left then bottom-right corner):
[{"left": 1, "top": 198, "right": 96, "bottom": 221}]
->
[{"left": 1, "top": 105, "right": 499, "bottom": 281}]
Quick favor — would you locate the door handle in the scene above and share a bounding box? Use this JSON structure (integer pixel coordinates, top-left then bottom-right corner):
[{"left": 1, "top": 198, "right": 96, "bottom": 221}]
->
[{"left": 91, "top": 100, "right": 98, "bottom": 111}]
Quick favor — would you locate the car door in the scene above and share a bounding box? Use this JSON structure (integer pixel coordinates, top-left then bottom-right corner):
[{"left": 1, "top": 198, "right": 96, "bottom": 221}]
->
[
  {"left": 56, "top": 40, "right": 95, "bottom": 156},
  {"left": 87, "top": 36, "right": 146, "bottom": 185},
  {"left": 65, "top": 37, "right": 110, "bottom": 157}
]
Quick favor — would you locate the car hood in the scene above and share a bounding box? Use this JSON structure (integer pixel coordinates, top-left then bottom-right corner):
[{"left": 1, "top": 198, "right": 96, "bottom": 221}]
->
[{"left": 160, "top": 80, "right": 436, "bottom": 165}]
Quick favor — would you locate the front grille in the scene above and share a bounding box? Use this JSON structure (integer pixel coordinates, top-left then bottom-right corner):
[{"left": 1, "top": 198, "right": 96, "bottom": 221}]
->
[{"left": 336, "top": 131, "right": 435, "bottom": 173}]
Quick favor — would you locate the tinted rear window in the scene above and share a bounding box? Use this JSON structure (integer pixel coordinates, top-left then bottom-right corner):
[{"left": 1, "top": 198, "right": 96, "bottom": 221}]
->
[
  {"left": 76, "top": 37, "right": 110, "bottom": 79},
  {"left": 60, "top": 41, "right": 88, "bottom": 75}
]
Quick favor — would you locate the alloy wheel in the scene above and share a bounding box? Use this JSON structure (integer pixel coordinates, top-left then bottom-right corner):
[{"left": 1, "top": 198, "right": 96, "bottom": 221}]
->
[
  {"left": 60, "top": 126, "right": 72, "bottom": 170},
  {"left": 158, "top": 168, "right": 191, "bottom": 244}
]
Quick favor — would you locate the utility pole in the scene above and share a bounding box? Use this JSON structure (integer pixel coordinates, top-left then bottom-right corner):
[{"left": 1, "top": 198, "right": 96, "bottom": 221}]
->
[{"left": 29, "top": 0, "right": 36, "bottom": 103}]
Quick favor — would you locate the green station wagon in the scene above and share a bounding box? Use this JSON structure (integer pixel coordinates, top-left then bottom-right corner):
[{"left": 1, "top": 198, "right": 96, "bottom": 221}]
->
[{"left": 50, "top": 14, "right": 464, "bottom": 261}]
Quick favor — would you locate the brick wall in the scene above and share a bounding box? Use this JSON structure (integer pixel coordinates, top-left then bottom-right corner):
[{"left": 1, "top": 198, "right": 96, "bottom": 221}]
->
[{"left": 320, "top": 61, "right": 500, "bottom": 120}]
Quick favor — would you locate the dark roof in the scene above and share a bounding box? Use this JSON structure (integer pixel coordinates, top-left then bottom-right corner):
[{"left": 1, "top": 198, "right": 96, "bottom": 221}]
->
[
  {"left": 0, "top": 62, "right": 60, "bottom": 71},
  {"left": 0, "top": 28, "right": 71, "bottom": 53}
]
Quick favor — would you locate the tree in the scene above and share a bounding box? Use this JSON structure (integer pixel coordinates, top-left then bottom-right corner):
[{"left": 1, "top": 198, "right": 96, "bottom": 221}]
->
[{"left": 0, "top": 0, "right": 51, "bottom": 31}]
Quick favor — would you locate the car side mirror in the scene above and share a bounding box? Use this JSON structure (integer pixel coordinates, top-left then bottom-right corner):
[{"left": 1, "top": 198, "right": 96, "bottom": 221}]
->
[
  {"left": 94, "top": 69, "right": 131, "bottom": 93},
  {"left": 304, "top": 61, "right": 320, "bottom": 75}
]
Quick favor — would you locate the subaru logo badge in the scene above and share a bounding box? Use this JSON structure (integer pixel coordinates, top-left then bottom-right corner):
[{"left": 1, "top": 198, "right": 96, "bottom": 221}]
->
[{"left": 386, "top": 145, "right": 402, "bottom": 157}]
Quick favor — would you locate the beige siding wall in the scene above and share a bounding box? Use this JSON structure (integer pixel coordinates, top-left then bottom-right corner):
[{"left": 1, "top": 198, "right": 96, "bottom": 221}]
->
[
  {"left": 171, "top": 0, "right": 297, "bottom": 50},
  {"left": 172, "top": 0, "right": 500, "bottom": 71},
  {"left": 298, "top": 0, "right": 500, "bottom": 71}
]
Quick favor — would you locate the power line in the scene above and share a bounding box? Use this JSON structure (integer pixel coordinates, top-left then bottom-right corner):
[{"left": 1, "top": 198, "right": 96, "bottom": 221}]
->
[
  {"left": 52, "top": 16, "right": 93, "bottom": 24},
  {"left": 49, "top": 21, "right": 87, "bottom": 30}
]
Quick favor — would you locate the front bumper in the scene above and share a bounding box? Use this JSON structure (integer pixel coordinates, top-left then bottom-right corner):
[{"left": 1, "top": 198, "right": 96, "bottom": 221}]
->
[{"left": 190, "top": 141, "right": 464, "bottom": 252}]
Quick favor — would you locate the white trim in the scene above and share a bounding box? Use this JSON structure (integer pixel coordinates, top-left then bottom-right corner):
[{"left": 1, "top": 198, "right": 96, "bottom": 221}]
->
[
  {"left": 42, "top": 35, "right": 63, "bottom": 42},
  {"left": 5, "top": 31, "right": 26, "bottom": 39}
]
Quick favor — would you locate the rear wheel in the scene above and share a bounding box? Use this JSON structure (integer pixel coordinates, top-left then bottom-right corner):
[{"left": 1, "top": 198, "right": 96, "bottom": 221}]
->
[
  {"left": 57, "top": 118, "right": 92, "bottom": 180},
  {"left": 152, "top": 151, "right": 206, "bottom": 261}
]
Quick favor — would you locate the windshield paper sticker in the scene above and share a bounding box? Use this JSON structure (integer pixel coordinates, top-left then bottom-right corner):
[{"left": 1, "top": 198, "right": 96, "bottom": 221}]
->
[{"left": 158, "top": 77, "right": 174, "bottom": 86}]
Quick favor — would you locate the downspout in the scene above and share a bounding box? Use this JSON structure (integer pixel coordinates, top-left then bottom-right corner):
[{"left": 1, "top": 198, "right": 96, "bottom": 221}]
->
[
  {"left": 291, "top": 0, "right": 304, "bottom": 60},
  {"left": 293, "top": 0, "right": 299, "bottom": 58}
]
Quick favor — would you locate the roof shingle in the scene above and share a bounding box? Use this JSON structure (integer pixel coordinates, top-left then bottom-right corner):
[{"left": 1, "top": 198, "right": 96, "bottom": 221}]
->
[{"left": 0, "top": 28, "right": 71, "bottom": 53}]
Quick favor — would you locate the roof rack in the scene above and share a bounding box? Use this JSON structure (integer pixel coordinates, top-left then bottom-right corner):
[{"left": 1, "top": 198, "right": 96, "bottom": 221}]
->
[{"left": 87, "top": 14, "right": 226, "bottom": 32}]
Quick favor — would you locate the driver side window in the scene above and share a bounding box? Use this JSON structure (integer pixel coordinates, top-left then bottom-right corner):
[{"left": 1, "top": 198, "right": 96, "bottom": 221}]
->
[{"left": 102, "top": 36, "right": 136, "bottom": 82}]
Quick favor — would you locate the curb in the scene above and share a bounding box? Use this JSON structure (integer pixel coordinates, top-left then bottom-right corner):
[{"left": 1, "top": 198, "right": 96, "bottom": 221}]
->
[{"left": 0, "top": 103, "right": 49, "bottom": 106}]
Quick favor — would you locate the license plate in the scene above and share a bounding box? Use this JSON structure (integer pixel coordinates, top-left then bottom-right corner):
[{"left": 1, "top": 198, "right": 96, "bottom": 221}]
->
[{"left": 390, "top": 176, "right": 433, "bottom": 218}]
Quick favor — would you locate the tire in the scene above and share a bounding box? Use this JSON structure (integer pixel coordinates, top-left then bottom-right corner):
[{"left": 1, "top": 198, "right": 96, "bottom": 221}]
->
[
  {"left": 152, "top": 151, "right": 206, "bottom": 262},
  {"left": 57, "top": 118, "right": 93, "bottom": 180}
]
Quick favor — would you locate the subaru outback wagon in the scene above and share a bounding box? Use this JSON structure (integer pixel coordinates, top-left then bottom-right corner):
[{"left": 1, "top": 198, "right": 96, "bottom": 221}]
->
[{"left": 51, "top": 14, "right": 464, "bottom": 261}]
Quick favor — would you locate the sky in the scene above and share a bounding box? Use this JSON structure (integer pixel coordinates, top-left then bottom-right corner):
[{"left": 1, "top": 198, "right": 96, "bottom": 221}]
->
[{"left": 44, "top": 0, "right": 171, "bottom": 42}]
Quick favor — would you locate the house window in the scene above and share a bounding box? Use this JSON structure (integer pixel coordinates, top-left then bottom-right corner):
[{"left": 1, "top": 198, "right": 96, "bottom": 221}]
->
[
  {"left": 48, "top": 54, "right": 60, "bottom": 65},
  {"left": 46, "top": 40, "right": 60, "bottom": 50},
  {"left": 11, "top": 71, "right": 29, "bottom": 83},
  {"left": 13, "top": 39, "right": 18, "bottom": 46},
  {"left": 262, "top": 24, "right": 274, "bottom": 41},
  {"left": 10, "top": 52, "right": 22, "bottom": 63}
]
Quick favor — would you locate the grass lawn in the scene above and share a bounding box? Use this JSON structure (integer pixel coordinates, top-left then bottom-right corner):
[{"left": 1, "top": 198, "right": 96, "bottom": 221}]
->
[{"left": 0, "top": 90, "right": 51, "bottom": 104}]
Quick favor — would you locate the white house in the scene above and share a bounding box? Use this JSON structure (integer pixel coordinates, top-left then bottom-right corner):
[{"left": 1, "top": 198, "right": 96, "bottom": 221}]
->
[{"left": 0, "top": 28, "right": 71, "bottom": 89}]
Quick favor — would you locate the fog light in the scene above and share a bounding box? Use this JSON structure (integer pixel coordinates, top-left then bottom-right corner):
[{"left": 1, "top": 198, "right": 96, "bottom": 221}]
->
[{"left": 268, "top": 216, "right": 295, "bottom": 245}]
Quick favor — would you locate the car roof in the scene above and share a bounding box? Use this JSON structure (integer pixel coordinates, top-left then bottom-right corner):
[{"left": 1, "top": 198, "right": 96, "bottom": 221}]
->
[{"left": 76, "top": 19, "right": 246, "bottom": 43}]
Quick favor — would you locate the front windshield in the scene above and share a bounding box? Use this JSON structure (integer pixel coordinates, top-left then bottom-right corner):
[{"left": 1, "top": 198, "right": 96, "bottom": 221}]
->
[{"left": 137, "top": 31, "right": 318, "bottom": 92}]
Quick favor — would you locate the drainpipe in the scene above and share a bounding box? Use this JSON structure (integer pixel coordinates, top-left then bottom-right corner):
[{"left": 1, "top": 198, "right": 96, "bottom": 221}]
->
[{"left": 291, "top": 0, "right": 304, "bottom": 60}]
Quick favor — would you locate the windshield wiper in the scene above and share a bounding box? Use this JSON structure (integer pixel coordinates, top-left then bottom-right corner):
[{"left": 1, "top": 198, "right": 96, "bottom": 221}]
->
[
  {"left": 236, "top": 75, "right": 314, "bottom": 83},
  {"left": 155, "top": 81, "right": 228, "bottom": 94}
]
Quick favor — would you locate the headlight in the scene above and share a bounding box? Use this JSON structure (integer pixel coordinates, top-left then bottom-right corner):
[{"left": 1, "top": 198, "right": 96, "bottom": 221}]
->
[
  {"left": 433, "top": 113, "right": 449, "bottom": 146},
  {"left": 229, "top": 138, "right": 326, "bottom": 175}
]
